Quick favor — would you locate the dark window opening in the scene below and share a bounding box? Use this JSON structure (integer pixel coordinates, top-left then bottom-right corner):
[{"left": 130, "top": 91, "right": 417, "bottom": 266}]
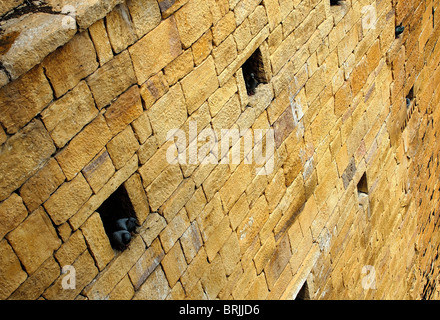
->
[
  {"left": 330, "top": 0, "right": 344, "bottom": 6},
  {"left": 243, "top": 48, "right": 267, "bottom": 96},
  {"left": 97, "top": 185, "right": 138, "bottom": 251},
  {"left": 296, "top": 281, "right": 311, "bottom": 300},
  {"left": 357, "top": 172, "right": 369, "bottom": 196},
  {"left": 406, "top": 86, "right": 414, "bottom": 109},
  {"left": 395, "top": 23, "right": 405, "bottom": 38}
]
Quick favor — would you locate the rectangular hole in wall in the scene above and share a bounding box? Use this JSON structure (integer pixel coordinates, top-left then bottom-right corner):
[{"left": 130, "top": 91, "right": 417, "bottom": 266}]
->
[
  {"left": 295, "top": 280, "right": 311, "bottom": 300},
  {"left": 97, "top": 184, "right": 138, "bottom": 251},
  {"left": 357, "top": 172, "right": 369, "bottom": 196},
  {"left": 242, "top": 48, "right": 268, "bottom": 96}
]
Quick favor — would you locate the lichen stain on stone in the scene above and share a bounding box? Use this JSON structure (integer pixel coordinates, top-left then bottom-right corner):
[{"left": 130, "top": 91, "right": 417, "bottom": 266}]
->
[{"left": 0, "top": 31, "right": 20, "bottom": 56}]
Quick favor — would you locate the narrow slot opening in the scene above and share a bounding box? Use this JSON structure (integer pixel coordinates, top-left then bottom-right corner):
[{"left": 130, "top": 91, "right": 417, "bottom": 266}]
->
[
  {"left": 97, "top": 185, "right": 138, "bottom": 251},
  {"left": 406, "top": 86, "right": 414, "bottom": 109},
  {"left": 242, "top": 48, "right": 267, "bottom": 96},
  {"left": 296, "top": 281, "right": 311, "bottom": 300},
  {"left": 330, "top": 0, "right": 344, "bottom": 6},
  {"left": 357, "top": 172, "right": 369, "bottom": 196}
]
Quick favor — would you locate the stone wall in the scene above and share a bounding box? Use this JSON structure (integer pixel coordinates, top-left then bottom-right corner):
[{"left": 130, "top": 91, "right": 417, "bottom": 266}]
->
[{"left": 1, "top": 0, "right": 440, "bottom": 300}]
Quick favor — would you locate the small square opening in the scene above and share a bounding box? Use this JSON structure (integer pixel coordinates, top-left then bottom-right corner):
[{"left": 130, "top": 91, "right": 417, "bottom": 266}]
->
[
  {"left": 97, "top": 185, "right": 138, "bottom": 251},
  {"left": 242, "top": 48, "right": 268, "bottom": 96},
  {"left": 295, "top": 281, "right": 311, "bottom": 300},
  {"left": 357, "top": 172, "right": 369, "bottom": 196}
]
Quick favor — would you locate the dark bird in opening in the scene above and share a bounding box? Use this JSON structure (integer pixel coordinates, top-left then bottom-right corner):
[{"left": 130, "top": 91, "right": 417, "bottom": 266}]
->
[
  {"left": 245, "top": 72, "right": 259, "bottom": 96},
  {"left": 406, "top": 97, "right": 411, "bottom": 108},
  {"left": 395, "top": 24, "right": 405, "bottom": 37},
  {"left": 330, "top": 0, "right": 345, "bottom": 5},
  {"left": 115, "top": 217, "right": 139, "bottom": 234},
  {"left": 111, "top": 230, "right": 132, "bottom": 251}
]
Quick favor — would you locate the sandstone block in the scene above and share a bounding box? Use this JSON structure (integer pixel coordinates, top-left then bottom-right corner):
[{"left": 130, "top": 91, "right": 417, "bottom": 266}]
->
[
  {"left": 123, "top": 173, "right": 150, "bottom": 224},
  {"left": 131, "top": 111, "right": 153, "bottom": 144},
  {"left": 56, "top": 115, "right": 112, "bottom": 180},
  {"left": 107, "top": 126, "right": 140, "bottom": 169},
  {"left": 106, "top": 3, "right": 137, "bottom": 53},
  {"left": 129, "top": 17, "right": 182, "bottom": 84},
  {"left": 164, "top": 49, "right": 194, "bottom": 85},
  {"left": 148, "top": 84, "right": 188, "bottom": 145},
  {"left": 212, "top": 34, "right": 238, "bottom": 74},
  {"left": 234, "top": 0, "right": 260, "bottom": 25},
  {"left": 109, "top": 275, "right": 135, "bottom": 300},
  {"left": 86, "top": 50, "right": 137, "bottom": 109},
  {"left": 133, "top": 265, "right": 170, "bottom": 300},
  {"left": 146, "top": 164, "right": 183, "bottom": 211},
  {"left": 80, "top": 212, "right": 115, "bottom": 270},
  {"left": 6, "top": 207, "right": 61, "bottom": 275},
  {"left": 161, "top": 178, "right": 196, "bottom": 222},
  {"left": 139, "top": 71, "right": 169, "bottom": 109},
  {"left": 41, "top": 81, "right": 98, "bottom": 148},
  {"left": 191, "top": 30, "right": 213, "bottom": 66},
  {"left": 82, "top": 149, "right": 115, "bottom": 194},
  {"left": 263, "top": 0, "right": 281, "bottom": 31},
  {"left": 160, "top": 208, "right": 190, "bottom": 252},
  {"left": 161, "top": 241, "right": 187, "bottom": 287},
  {"left": 0, "top": 193, "right": 27, "bottom": 241},
  {"left": 201, "top": 254, "right": 227, "bottom": 299},
  {"left": 54, "top": 230, "right": 88, "bottom": 267},
  {"left": 180, "top": 221, "right": 203, "bottom": 263},
  {"left": 139, "top": 212, "right": 167, "bottom": 246},
  {"left": 0, "top": 239, "right": 27, "bottom": 300},
  {"left": 0, "top": 65, "right": 53, "bottom": 134},
  {"left": 0, "top": 13, "right": 76, "bottom": 81},
  {"left": 89, "top": 19, "right": 114, "bottom": 66},
  {"left": 157, "top": 0, "right": 189, "bottom": 18},
  {"left": 20, "top": 158, "right": 65, "bottom": 213},
  {"left": 174, "top": 0, "right": 212, "bottom": 48},
  {"left": 212, "top": 11, "right": 236, "bottom": 46},
  {"left": 264, "top": 234, "right": 292, "bottom": 289},
  {"left": 208, "top": 76, "right": 237, "bottom": 117},
  {"left": 0, "top": 120, "right": 55, "bottom": 202},
  {"left": 185, "top": 187, "right": 207, "bottom": 221},
  {"left": 205, "top": 215, "right": 232, "bottom": 261},
  {"left": 43, "top": 31, "right": 98, "bottom": 98},
  {"left": 0, "top": 0, "right": 23, "bottom": 16},
  {"left": 127, "top": 0, "right": 161, "bottom": 37}
]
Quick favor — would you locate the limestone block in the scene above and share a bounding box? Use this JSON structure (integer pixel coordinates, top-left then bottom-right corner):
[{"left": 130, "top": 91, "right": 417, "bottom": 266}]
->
[
  {"left": 106, "top": 3, "right": 137, "bottom": 53},
  {"left": 123, "top": 173, "right": 150, "bottom": 224},
  {"left": 56, "top": 114, "right": 112, "bottom": 181},
  {"left": 128, "top": 238, "right": 164, "bottom": 290},
  {"left": 20, "top": 158, "right": 65, "bottom": 213},
  {"left": 139, "top": 71, "right": 169, "bottom": 109},
  {"left": 44, "top": 173, "right": 93, "bottom": 225},
  {"left": 0, "top": 193, "right": 27, "bottom": 240},
  {"left": 191, "top": 30, "right": 213, "bottom": 66},
  {"left": 129, "top": 17, "right": 182, "bottom": 84},
  {"left": 164, "top": 49, "right": 194, "bottom": 85},
  {"left": 107, "top": 126, "right": 140, "bottom": 169},
  {"left": 6, "top": 207, "right": 61, "bottom": 275},
  {"left": 133, "top": 265, "right": 170, "bottom": 300},
  {"left": 82, "top": 149, "right": 115, "bottom": 194},
  {"left": 0, "top": 13, "right": 76, "bottom": 81},
  {"left": 89, "top": 19, "right": 114, "bottom": 66},
  {"left": 0, "top": 65, "right": 53, "bottom": 134},
  {"left": 80, "top": 212, "right": 115, "bottom": 270},
  {"left": 54, "top": 230, "right": 87, "bottom": 266},
  {"left": 174, "top": 0, "right": 212, "bottom": 48},
  {"left": 131, "top": 111, "right": 153, "bottom": 144},
  {"left": 43, "top": 31, "right": 98, "bottom": 98},
  {"left": 212, "top": 11, "right": 236, "bottom": 46},
  {"left": 161, "top": 241, "right": 187, "bottom": 287},
  {"left": 127, "top": 0, "right": 161, "bottom": 37},
  {"left": 0, "top": 239, "right": 27, "bottom": 300},
  {"left": 146, "top": 164, "right": 183, "bottom": 211},
  {"left": 148, "top": 84, "right": 187, "bottom": 145},
  {"left": 8, "top": 257, "right": 59, "bottom": 300},
  {"left": 0, "top": 120, "right": 56, "bottom": 202},
  {"left": 86, "top": 50, "right": 137, "bottom": 109},
  {"left": 212, "top": 34, "right": 238, "bottom": 74},
  {"left": 41, "top": 81, "right": 98, "bottom": 148}
]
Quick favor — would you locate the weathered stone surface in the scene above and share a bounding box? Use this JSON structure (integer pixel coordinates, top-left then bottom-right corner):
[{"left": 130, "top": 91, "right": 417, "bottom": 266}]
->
[
  {"left": 20, "top": 158, "right": 65, "bottom": 213},
  {"left": 41, "top": 81, "right": 98, "bottom": 148},
  {"left": 0, "top": 193, "right": 27, "bottom": 241},
  {"left": 43, "top": 31, "right": 98, "bottom": 98},
  {"left": 129, "top": 17, "right": 182, "bottom": 84},
  {"left": 82, "top": 150, "right": 115, "bottom": 193},
  {"left": 212, "top": 34, "right": 237, "bottom": 74},
  {"left": 54, "top": 230, "right": 87, "bottom": 266},
  {"left": 87, "top": 50, "right": 137, "bottom": 109},
  {"left": 191, "top": 30, "right": 213, "bottom": 66},
  {"left": 6, "top": 207, "right": 61, "bottom": 275},
  {"left": 107, "top": 126, "right": 140, "bottom": 169},
  {"left": 131, "top": 111, "right": 153, "bottom": 144},
  {"left": 0, "top": 120, "right": 55, "bottom": 202},
  {"left": 0, "top": 65, "right": 53, "bottom": 134},
  {"left": 148, "top": 84, "right": 188, "bottom": 145},
  {"left": 89, "top": 19, "right": 114, "bottom": 66},
  {"left": 44, "top": 173, "right": 93, "bottom": 225},
  {"left": 123, "top": 173, "right": 150, "bottom": 224},
  {"left": 139, "top": 71, "right": 169, "bottom": 109},
  {"left": 164, "top": 49, "right": 194, "bottom": 85},
  {"left": 174, "top": 0, "right": 212, "bottom": 48},
  {"left": 56, "top": 115, "right": 112, "bottom": 180},
  {"left": 0, "top": 13, "right": 76, "bottom": 81},
  {"left": 157, "top": 0, "right": 189, "bottom": 18},
  {"left": 127, "top": 0, "right": 161, "bottom": 37},
  {"left": 80, "top": 212, "right": 115, "bottom": 270},
  {"left": 181, "top": 56, "right": 219, "bottom": 114},
  {"left": 133, "top": 265, "right": 170, "bottom": 300},
  {"left": 212, "top": 11, "right": 236, "bottom": 46},
  {"left": 0, "top": 0, "right": 24, "bottom": 16},
  {"left": 106, "top": 3, "right": 137, "bottom": 53},
  {"left": 146, "top": 164, "right": 183, "bottom": 212},
  {"left": 0, "top": 239, "right": 27, "bottom": 300},
  {"left": 104, "top": 85, "right": 143, "bottom": 135},
  {"left": 161, "top": 241, "right": 187, "bottom": 287}
]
